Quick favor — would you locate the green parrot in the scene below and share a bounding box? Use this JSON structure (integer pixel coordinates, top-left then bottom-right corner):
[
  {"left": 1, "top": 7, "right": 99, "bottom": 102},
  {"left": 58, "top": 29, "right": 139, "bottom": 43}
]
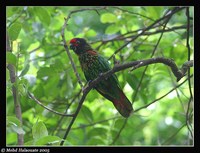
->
[{"left": 69, "top": 38, "right": 133, "bottom": 118}]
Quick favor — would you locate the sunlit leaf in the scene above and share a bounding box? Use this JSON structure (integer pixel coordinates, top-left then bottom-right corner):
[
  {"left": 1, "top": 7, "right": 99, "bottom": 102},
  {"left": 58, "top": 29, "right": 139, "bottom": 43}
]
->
[
  {"left": 85, "top": 29, "right": 97, "bottom": 37},
  {"left": 8, "top": 22, "right": 22, "bottom": 40},
  {"left": 101, "top": 13, "right": 117, "bottom": 23},
  {"left": 105, "top": 24, "right": 120, "bottom": 34},
  {"left": 7, "top": 116, "right": 25, "bottom": 135},
  {"left": 32, "top": 121, "right": 48, "bottom": 140},
  {"left": 34, "top": 7, "right": 51, "bottom": 26},
  {"left": 6, "top": 52, "right": 17, "bottom": 67},
  {"left": 7, "top": 116, "right": 21, "bottom": 127}
]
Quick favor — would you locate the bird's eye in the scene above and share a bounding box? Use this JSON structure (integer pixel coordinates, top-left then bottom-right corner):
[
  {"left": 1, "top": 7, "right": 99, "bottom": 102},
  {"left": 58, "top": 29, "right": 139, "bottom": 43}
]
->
[{"left": 76, "top": 40, "right": 80, "bottom": 44}]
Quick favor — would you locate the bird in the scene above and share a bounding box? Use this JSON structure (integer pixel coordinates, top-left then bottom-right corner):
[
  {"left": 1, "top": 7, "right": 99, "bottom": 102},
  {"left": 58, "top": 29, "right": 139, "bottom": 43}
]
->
[{"left": 69, "top": 38, "right": 133, "bottom": 118}]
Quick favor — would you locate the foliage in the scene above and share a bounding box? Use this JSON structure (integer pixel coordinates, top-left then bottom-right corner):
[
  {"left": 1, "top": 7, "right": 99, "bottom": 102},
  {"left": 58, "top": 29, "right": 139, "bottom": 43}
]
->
[{"left": 6, "top": 6, "right": 193, "bottom": 146}]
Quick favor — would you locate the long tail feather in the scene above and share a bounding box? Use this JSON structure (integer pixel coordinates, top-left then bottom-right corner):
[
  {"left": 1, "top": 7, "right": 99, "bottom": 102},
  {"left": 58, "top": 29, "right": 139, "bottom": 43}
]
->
[{"left": 112, "top": 90, "right": 133, "bottom": 118}]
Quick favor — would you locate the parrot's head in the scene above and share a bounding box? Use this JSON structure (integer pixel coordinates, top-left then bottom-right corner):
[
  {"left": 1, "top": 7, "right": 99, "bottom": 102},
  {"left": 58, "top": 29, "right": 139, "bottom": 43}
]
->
[{"left": 69, "top": 38, "right": 91, "bottom": 55}]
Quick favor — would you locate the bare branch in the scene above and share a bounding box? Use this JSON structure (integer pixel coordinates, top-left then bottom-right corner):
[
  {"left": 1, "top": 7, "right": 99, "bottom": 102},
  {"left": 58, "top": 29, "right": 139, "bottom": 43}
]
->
[
  {"left": 72, "top": 116, "right": 120, "bottom": 130},
  {"left": 51, "top": 90, "right": 82, "bottom": 135},
  {"left": 27, "top": 90, "right": 74, "bottom": 117},
  {"left": 161, "top": 123, "right": 186, "bottom": 145},
  {"left": 110, "top": 119, "right": 127, "bottom": 145}
]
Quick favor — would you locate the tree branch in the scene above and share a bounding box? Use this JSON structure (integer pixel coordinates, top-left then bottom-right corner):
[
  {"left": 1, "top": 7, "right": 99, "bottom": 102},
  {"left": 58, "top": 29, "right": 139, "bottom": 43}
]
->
[
  {"left": 134, "top": 75, "right": 193, "bottom": 113},
  {"left": 6, "top": 32, "right": 24, "bottom": 145},
  {"left": 108, "top": 7, "right": 186, "bottom": 60},
  {"left": 59, "top": 56, "right": 193, "bottom": 145},
  {"left": 26, "top": 90, "right": 74, "bottom": 117}
]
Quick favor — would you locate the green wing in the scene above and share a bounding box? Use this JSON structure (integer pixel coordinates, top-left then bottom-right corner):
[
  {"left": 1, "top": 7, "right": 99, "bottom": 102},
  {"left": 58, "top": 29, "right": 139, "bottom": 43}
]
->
[
  {"left": 97, "top": 55, "right": 118, "bottom": 83},
  {"left": 95, "top": 55, "right": 122, "bottom": 99},
  {"left": 83, "top": 54, "right": 118, "bottom": 83}
]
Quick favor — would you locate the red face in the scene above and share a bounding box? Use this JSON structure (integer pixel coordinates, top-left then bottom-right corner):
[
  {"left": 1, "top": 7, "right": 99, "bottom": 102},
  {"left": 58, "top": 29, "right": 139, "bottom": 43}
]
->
[
  {"left": 69, "top": 38, "right": 87, "bottom": 54},
  {"left": 70, "top": 38, "right": 79, "bottom": 47}
]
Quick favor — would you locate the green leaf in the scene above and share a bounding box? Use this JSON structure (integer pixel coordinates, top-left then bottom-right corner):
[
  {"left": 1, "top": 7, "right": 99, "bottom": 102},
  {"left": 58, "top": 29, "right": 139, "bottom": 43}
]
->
[
  {"left": 24, "top": 140, "right": 34, "bottom": 145},
  {"left": 33, "top": 84, "right": 45, "bottom": 99},
  {"left": 101, "top": 13, "right": 117, "bottom": 23},
  {"left": 35, "top": 136, "right": 62, "bottom": 145},
  {"left": 65, "top": 31, "right": 74, "bottom": 41},
  {"left": 37, "top": 67, "right": 54, "bottom": 78},
  {"left": 87, "top": 136, "right": 105, "bottom": 145},
  {"left": 6, "top": 52, "right": 17, "bottom": 67},
  {"left": 114, "top": 118, "right": 125, "bottom": 129},
  {"left": 8, "top": 22, "right": 22, "bottom": 40},
  {"left": 34, "top": 7, "right": 51, "bottom": 26},
  {"left": 19, "top": 54, "right": 30, "bottom": 77},
  {"left": 126, "top": 74, "right": 139, "bottom": 90},
  {"left": 7, "top": 116, "right": 21, "bottom": 127},
  {"left": 7, "top": 116, "right": 25, "bottom": 135},
  {"left": 6, "top": 133, "right": 17, "bottom": 144},
  {"left": 87, "top": 128, "right": 107, "bottom": 141},
  {"left": 81, "top": 105, "right": 93, "bottom": 123},
  {"left": 6, "top": 6, "right": 23, "bottom": 18},
  {"left": 85, "top": 29, "right": 97, "bottom": 37},
  {"left": 105, "top": 24, "right": 120, "bottom": 34},
  {"left": 50, "top": 60, "right": 64, "bottom": 73},
  {"left": 32, "top": 121, "right": 48, "bottom": 140},
  {"left": 19, "top": 64, "right": 30, "bottom": 77},
  {"left": 11, "top": 126, "right": 25, "bottom": 135}
]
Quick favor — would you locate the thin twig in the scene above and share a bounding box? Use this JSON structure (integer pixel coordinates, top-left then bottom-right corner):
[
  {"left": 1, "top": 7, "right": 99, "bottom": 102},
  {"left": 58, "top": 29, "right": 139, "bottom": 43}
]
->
[
  {"left": 7, "top": 9, "right": 24, "bottom": 28},
  {"left": 29, "top": 50, "right": 65, "bottom": 62},
  {"left": 160, "top": 49, "right": 186, "bottom": 113},
  {"left": 72, "top": 116, "right": 120, "bottom": 130},
  {"left": 185, "top": 7, "right": 193, "bottom": 140},
  {"left": 108, "top": 7, "right": 186, "bottom": 60},
  {"left": 28, "top": 45, "right": 41, "bottom": 54},
  {"left": 91, "top": 24, "right": 192, "bottom": 47},
  {"left": 134, "top": 75, "right": 193, "bottom": 113},
  {"left": 110, "top": 119, "right": 128, "bottom": 145},
  {"left": 51, "top": 90, "right": 82, "bottom": 135},
  {"left": 161, "top": 123, "right": 186, "bottom": 145},
  {"left": 27, "top": 90, "right": 74, "bottom": 117}
]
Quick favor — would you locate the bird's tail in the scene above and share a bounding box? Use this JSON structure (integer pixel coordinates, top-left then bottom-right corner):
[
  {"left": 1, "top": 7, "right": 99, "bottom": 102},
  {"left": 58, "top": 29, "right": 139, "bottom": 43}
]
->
[{"left": 112, "top": 90, "right": 133, "bottom": 118}]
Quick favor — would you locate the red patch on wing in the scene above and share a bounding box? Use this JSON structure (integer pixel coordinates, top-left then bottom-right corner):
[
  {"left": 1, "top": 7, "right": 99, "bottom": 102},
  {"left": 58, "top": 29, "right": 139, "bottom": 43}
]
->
[{"left": 87, "top": 50, "right": 98, "bottom": 55}]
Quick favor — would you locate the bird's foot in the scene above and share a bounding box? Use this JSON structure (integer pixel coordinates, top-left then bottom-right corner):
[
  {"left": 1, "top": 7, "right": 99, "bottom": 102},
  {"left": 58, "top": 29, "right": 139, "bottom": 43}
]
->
[{"left": 99, "top": 72, "right": 108, "bottom": 80}]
